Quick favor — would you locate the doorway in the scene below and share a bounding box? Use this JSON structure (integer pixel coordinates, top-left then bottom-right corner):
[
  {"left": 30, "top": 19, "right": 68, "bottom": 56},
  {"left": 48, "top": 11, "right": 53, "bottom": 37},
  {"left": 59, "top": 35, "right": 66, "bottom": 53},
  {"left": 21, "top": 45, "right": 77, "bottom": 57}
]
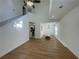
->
[
  {"left": 29, "top": 22, "right": 35, "bottom": 39},
  {"left": 40, "top": 22, "right": 58, "bottom": 38}
]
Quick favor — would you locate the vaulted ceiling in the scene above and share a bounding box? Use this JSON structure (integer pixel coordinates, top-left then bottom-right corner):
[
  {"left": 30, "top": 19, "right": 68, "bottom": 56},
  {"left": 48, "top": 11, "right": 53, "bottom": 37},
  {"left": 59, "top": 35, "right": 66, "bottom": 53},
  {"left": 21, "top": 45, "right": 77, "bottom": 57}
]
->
[{"left": 49, "top": 0, "right": 79, "bottom": 21}]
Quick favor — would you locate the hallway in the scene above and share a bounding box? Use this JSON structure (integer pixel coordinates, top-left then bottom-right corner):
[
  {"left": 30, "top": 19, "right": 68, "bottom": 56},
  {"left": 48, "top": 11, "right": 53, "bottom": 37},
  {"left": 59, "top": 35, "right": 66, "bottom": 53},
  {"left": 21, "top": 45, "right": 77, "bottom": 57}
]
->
[
  {"left": 0, "top": 37, "right": 77, "bottom": 59},
  {"left": 0, "top": 0, "right": 79, "bottom": 58}
]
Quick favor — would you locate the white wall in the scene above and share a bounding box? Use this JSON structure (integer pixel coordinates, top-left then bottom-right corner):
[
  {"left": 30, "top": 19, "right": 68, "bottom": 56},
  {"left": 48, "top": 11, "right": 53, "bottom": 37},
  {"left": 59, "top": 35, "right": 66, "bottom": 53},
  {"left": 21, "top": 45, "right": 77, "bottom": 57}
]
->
[
  {"left": 0, "top": 0, "right": 23, "bottom": 22},
  {"left": 28, "top": 0, "right": 49, "bottom": 38},
  {"left": 0, "top": 15, "right": 29, "bottom": 57},
  {"left": 59, "top": 5, "right": 79, "bottom": 58},
  {"left": 12, "top": 0, "right": 23, "bottom": 16}
]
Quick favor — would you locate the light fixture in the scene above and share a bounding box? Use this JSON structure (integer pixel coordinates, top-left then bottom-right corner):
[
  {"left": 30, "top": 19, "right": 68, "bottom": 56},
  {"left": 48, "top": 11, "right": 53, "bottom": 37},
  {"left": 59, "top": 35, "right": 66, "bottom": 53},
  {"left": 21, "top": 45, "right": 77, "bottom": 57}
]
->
[
  {"left": 52, "top": 16, "right": 55, "bottom": 18},
  {"left": 55, "top": 0, "right": 63, "bottom": 8},
  {"left": 27, "top": 1, "right": 33, "bottom": 7},
  {"left": 59, "top": 5, "right": 63, "bottom": 8}
]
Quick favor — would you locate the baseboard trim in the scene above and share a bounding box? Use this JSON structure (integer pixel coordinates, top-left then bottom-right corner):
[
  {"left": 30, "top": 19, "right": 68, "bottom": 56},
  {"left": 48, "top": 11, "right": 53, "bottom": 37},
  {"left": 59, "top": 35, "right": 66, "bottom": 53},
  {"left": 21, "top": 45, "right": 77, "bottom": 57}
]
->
[
  {"left": 55, "top": 36, "right": 79, "bottom": 59},
  {"left": 55, "top": 36, "right": 67, "bottom": 47},
  {"left": 0, "top": 39, "right": 29, "bottom": 58},
  {"left": 66, "top": 46, "right": 79, "bottom": 59}
]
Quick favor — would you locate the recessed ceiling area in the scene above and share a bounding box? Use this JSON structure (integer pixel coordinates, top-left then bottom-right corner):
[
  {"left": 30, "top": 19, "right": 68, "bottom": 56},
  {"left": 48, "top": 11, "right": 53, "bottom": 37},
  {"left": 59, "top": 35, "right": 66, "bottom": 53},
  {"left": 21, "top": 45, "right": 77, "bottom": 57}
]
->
[{"left": 49, "top": 0, "right": 79, "bottom": 21}]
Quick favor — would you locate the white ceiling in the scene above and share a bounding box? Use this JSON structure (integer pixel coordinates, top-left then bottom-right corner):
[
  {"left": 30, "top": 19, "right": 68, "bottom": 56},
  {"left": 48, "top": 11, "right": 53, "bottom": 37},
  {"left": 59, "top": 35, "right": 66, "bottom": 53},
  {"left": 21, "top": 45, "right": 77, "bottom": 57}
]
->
[{"left": 49, "top": 0, "right": 79, "bottom": 20}]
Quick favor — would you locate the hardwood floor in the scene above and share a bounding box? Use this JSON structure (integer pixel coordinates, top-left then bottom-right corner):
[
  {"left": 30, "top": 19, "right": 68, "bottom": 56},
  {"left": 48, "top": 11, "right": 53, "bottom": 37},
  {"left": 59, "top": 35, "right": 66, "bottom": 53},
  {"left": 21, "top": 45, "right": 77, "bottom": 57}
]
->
[{"left": 0, "top": 37, "right": 78, "bottom": 59}]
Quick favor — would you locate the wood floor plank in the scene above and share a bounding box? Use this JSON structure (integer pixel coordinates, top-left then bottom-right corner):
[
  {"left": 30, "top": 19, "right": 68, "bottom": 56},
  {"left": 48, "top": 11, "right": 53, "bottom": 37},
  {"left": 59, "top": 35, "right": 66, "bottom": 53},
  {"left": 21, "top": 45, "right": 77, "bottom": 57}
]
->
[{"left": 0, "top": 37, "right": 78, "bottom": 59}]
